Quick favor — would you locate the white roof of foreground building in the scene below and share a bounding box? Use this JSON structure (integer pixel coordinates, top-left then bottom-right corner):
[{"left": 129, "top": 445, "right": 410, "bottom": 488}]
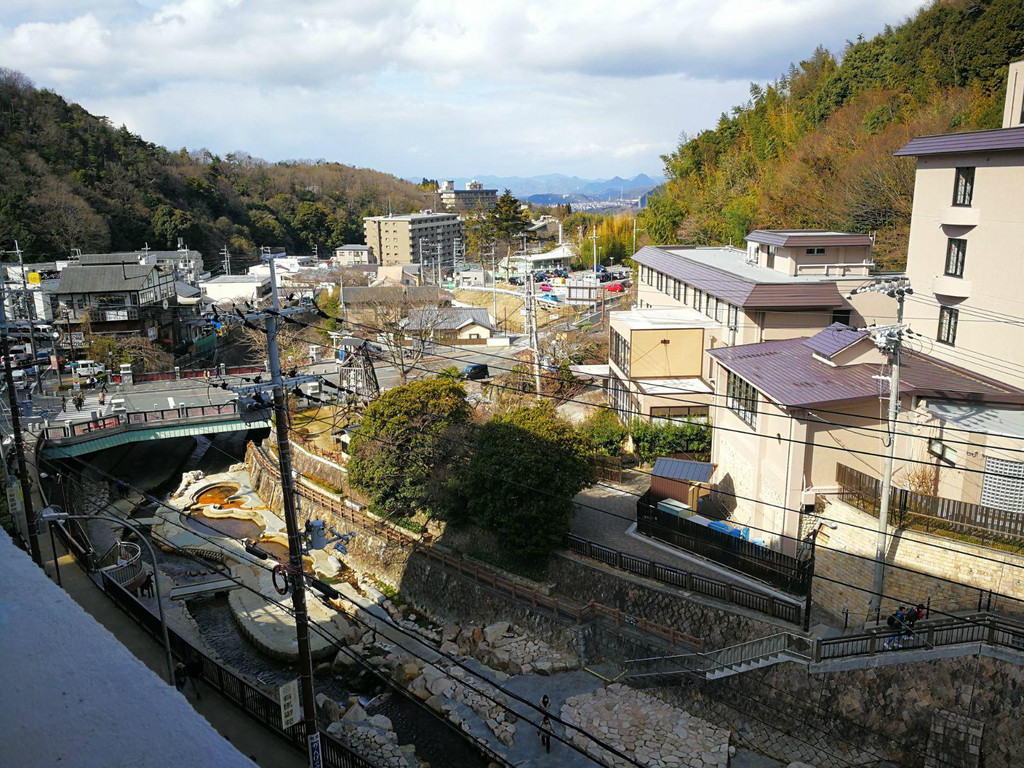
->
[{"left": 0, "top": 530, "right": 256, "bottom": 768}]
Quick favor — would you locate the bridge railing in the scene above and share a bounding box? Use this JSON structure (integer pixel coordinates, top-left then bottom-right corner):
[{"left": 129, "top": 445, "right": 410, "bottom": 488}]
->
[{"left": 42, "top": 401, "right": 243, "bottom": 443}]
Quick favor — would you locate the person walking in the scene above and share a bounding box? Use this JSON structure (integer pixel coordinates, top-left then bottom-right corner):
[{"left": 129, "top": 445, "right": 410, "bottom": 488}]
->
[
  {"left": 884, "top": 606, "right": 907, "bottom": 650},
  {"left": 98, "top": 391, "right": 105, "bottom": 407},
  {"left": 902, "top": 603, "right": 926, "bottom": 645},
  {"left": 184, "top": 657, "right": 204, "bottom": 699},
  {"left": 60, "top": 394, "right": 67, "bottom": 412},
  {"left": 174, "top": 662, "right": 187, "bottom": 694},
  {"left": 539, "top": 715, "right": 552, "bottom": 753}
]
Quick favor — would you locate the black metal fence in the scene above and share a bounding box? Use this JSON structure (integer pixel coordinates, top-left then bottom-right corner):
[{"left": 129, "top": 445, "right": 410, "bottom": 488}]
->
[
  {"left": 635, "top": 493, "right": 812, "bottom": 596},
  {"left": 98, "top": 573, "right": 376, "bottom": 768},
  {"left": 836, "top": 463, "right": 1024, "bottom": 542},
  {"left": 564, "top": 534, "right": 803, "bottom": 624}
]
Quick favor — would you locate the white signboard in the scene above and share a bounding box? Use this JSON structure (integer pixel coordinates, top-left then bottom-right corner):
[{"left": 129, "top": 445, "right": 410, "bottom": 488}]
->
[{"left": 279, "top": 678, "right": 300, "bottom": 729}]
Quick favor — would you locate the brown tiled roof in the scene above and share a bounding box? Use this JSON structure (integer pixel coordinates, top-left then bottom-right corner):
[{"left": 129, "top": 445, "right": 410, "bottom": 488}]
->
[
  {"left": 894, "top": 126, "right": 1024, "bottom": 157},
  {"left": 634, "top": 247, "right": 846, "bottom": 309},
  {"left": 709, "top": 337, "right": 1024, "bottom": 409},
  {"left": 746, "top": 230, "right": 873, "bottom": 247}
]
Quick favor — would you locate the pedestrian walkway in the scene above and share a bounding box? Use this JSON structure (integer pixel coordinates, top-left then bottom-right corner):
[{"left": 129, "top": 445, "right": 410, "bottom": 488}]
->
[{"left": 38, "top": 531, "right": 304, "bottom": 768}]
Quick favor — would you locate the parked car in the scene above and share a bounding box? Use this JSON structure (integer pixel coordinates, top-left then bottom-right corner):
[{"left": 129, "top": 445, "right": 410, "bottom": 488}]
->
[
  {"left": 598, "top": 272, "right": 613, "bottom": 282},
  {"left": 606, "top": 282, "right": 625, "bottom": 292},
  {"left": 463, "top": 363, "right": 490, "bottom": 380},
  {"left": 67, "top": 359, "right": 107, "bottom": 377},
  {"left": 534, "top": 272, "right": 550, "bottom": 281},
  {"left": 539, "top": 282, "right": 552, "bottom": 292},
  {"left": 508, "top": 276, "right": 524, "bottom": 286}
]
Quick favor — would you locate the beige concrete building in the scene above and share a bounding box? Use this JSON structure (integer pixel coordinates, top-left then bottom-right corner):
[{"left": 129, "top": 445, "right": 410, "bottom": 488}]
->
[
  {"left": 608, "top": 231, "right": 892, "bottom": 422},
  {"left": 895, "top": 69, "right": 1024, "bottom": 389},
  {"left": 333, "top": 244, "right": 374, "bottom": 267},
  {"left": 363, "top": 211, "right": 463, "bottom": 266},
  {"left": 706, "top": 325, "right": 1023, "bottom": 554},
  {"left": 438, "top": 180, "right": 498, "bottom": 211}
]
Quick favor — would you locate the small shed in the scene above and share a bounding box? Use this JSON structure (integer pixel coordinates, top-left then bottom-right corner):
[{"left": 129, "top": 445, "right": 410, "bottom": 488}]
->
[{"left": 649, "top": 457, "right": 715, "bottom": 513}]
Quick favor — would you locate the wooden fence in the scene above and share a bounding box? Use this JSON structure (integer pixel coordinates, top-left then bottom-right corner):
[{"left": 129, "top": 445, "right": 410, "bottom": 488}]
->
[
  {"left": 252, "top": 445, "right": 705, "bottom": 651},
  {"left": 836, "top": 463, "right": 1024, "bottom": 542}
]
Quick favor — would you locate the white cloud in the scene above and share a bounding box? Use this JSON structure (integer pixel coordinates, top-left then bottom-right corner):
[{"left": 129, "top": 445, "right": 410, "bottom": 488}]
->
[{"left": 0, "top": 0, "right": 929, "bottom": 178}]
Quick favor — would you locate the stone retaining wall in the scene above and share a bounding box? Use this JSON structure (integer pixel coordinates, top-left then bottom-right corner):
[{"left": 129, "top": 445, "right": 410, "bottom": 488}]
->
[
  {"left": 815, "top": 497, "right": 1024, "bottom": 624},
  {"left": 549, "top": 552, "right": 793, "bottom": 648},
  {"left": 654, "top": 652, "right": 1024, "bottom": 768}
]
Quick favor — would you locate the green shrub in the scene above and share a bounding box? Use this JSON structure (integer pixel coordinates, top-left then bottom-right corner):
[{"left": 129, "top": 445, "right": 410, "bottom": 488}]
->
[
  {"left": 630, "top": 418, "right": 711, "bottom": 464},
  {"left": 580, "top": 409, "right": 627, "bottom": 456}
]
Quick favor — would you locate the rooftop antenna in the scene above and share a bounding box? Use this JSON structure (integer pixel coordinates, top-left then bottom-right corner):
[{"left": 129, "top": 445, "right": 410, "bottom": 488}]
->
[
  {"left": 177, "top": 237, "right": 184, "bottom": 250},
  {"left": 388, "top": 196, "right": 393, "bottom": 217},
  {"left": 141, "top": 242, "right": 150, "bottom": 256},
  {"left": 221, "top": 246, "right": 231, "bottom": 276}
]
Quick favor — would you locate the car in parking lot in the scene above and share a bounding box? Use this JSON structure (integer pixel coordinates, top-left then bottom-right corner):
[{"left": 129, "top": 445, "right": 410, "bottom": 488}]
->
[
  {"left": 508, "top": 276, "right": 524, "bottom": 286},
  {"left": 605, "top": 282, "right": 625, "bottom": 292},
  {"left": 539, "top": 282, "right": 552, "bottom": 292}
]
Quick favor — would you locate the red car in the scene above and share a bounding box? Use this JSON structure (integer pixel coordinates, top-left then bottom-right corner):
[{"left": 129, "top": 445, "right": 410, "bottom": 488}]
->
[
  {"left": 605, "top": 282, "right": 625, "bottom": 292},
  {"left": 539, "top": 282, "right": 552, "bottom": 292}
]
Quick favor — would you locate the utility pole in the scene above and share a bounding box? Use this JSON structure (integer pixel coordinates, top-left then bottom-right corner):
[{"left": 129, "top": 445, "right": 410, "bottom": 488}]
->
[
  {"left": 632, "top": 217, "right": 645, "bottom": 257},
  {"left": 485, "top": 241, "right": 497, "bottom": 328},
  {"left": 526, "top": 272, "right": 541, "bottom": 399},
  {"left": 0, "top": 277, "right": 41, "bottom": 565},
  {"left": 256, "top": 258, "right": 321, "bottom": 765},
  {"left": 850, "top": 277, "right": 913, "bottom": 617},
  {"left": 221, "top": 246, "right": 231, "bottom": 276},
  {"left": 591, "top": 227, "right": 599, "bottom": 273}
]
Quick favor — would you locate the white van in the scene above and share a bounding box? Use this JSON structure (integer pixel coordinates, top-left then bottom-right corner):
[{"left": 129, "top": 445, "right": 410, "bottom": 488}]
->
[
  {"left": 10, "top": 370, "right": 27, "bottom": 390},
  {"left": 69, "top": 360, "right": 106, "bottom": 377}
]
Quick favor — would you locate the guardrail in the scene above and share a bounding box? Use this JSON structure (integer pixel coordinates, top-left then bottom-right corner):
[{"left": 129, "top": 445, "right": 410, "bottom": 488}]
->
[
  {"left": 816, "top": 613, "right": 1024, "bottom": 662},
  {"left": 42, "top": 402, "right": 242, "bottom": 442},
  {"left": 564, "top": 533, "right": 803, "bottom": 625},
  {"left": 636, "top": 492, "right": 811, "bottom": 596}
]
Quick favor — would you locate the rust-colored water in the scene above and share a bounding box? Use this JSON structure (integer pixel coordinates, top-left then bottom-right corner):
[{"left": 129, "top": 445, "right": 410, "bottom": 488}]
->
[{"left": 196, "top": 484, "right": 245, "bottom": 510}]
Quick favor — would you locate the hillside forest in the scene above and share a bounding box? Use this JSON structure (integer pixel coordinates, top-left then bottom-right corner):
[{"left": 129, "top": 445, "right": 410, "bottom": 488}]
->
[
  {"left": 0, "top": 68, "right": 432, "bottom": 264},
  {"left": 640, "top": 0, "right": 1024, "bottom": 270}
]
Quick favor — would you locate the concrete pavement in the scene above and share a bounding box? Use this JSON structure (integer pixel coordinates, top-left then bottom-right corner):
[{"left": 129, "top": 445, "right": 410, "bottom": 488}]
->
[{"left": 37, "top": 529, "right": 304, "bottom": 768}]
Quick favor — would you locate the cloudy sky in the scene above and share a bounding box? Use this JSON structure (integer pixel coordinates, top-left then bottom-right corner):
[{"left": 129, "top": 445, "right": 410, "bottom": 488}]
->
[{"left": 1, "top": 0, "right": 928, "bottom": 180}]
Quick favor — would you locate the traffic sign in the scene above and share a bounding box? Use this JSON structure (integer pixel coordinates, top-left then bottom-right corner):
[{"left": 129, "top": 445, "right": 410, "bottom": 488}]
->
[{"left": 27, "top": 272, "right": 41, "bottom": 285}]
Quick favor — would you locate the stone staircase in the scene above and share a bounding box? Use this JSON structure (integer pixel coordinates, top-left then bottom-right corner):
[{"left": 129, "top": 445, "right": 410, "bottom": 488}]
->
[{"left": 625, "top": 632, "right": 814, "bottom": 682}]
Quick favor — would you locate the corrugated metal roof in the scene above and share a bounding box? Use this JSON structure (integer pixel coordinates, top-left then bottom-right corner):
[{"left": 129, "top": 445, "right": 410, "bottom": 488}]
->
[
  {"left": 57, "top": 264, "right": 155, "bottom": 294},
  {"left": 710, "top": 337, "right": 1024, "bottom": 408},
  {"left": 746, "top": 230, "right": 874, "bottom": 247},
  {"left": 652, "top": 457, "right": 715, "bottom": 483},
  {"left": 894, "top": 126, "right": 1024, "bottom": 157},
  {"left": 634, "top": 246, "right": 846, "bottom": 309},
  {"left": 803, "top": 323, "right": 867, "bottom": 358}
]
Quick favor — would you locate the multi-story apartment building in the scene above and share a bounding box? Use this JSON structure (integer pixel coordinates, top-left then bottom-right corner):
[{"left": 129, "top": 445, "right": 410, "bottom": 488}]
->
[
  {"left": 363, "top": 211, "right": 463, "bottom": 267},
  {"left": 608, "top": 231, "right": 891, "bottom": 421},
  {"left": 694, "top": 62, "right": 1024, "bottom": 553},
  {"left": 895, "top": 60, "right": 1024, "bottom": 389},
  {"left": 333, "top": 244, "right": 375, "bottom": 267},
  {"left": 438, "top": 180, "right": 498, "bottom": 212}
]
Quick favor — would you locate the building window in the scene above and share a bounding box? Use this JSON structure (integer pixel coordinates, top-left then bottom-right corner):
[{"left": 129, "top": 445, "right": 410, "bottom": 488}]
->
[
  {"left": 945, "top": 238, "right": 966, "bottom": 278},
  {"left": 693, "top": 289, "right": 703, "bottom": 313},
  {"left": 831, "top": 309, "right": 852, "bottom": 326},
  {"left": 726, "top": 370, "right": 758, "bottom": 428},
  {"left": 706, "top": 295, "right": 716, "bottom": 319},
  {"left": 728, "top": 304, "right": 739, "bottom": 331},
  {"left": 672, "top": 279, "right": 681, "bottom": 301},
  {"left": 805, "top": 247, "right": 826, "bottom": 255},
  {"left": 715, "top": 299, "right": 725, "bottom": 323},
  {"left": 656, "top": 272, "right": 664, "bottom": 291},
  {"left": 610, "top": 328, "right": 631, "bottom": 376},
  {"left": 937, "top": 306, "right": 959, "bottom": 346},
  {"left": 683, "top": 283, "right": 689, "bottom": 304},
  {"left": 953, "top": 167, "right": 975, "bottom": 207},
  {"left": 766, "top": 245, "right": 777, "bottom": 270}
]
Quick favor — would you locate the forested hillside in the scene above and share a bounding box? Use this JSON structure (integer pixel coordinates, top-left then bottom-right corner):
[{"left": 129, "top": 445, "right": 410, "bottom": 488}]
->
[
  {"left": 0, "top": 69, "right": 432, "bottom": 263},
  {"left": 640, "top": 0, "right": 1024, "bottom": 269}
]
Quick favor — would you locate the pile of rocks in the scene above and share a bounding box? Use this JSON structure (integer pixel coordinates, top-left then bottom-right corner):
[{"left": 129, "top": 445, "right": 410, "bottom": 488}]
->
[
  {"left": 561, "top": 684, "right": 730, "bottom": 768},
  {"left": 325, "top": 704, "right": 423, "bottom": 768},
  {"left": 441, "top": 620, "right": 581, "bottom": 676},
  {"left": 401, "top": 661, "right": 517, "bottom": 747}
]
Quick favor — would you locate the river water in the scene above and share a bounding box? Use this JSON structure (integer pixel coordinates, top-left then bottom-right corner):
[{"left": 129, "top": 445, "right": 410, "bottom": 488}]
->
[{"left": 124, "top": 431, "right": 487, "bottom": 768}]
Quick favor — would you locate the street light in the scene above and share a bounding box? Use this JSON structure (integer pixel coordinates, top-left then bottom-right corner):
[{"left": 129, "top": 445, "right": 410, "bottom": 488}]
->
[{"left": 37, "top": 506, "right": 176, "bottom": 684}]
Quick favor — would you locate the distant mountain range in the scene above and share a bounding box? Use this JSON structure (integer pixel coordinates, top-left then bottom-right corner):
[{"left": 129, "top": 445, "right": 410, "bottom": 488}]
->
[{"left": 413, "top": 173, "right": 663, "bottom": 203}]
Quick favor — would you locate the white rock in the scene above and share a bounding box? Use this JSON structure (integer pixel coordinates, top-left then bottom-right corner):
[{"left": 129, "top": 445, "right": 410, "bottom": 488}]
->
[{"left": 482, "top": 621, "right": 510, "bottom": 644}]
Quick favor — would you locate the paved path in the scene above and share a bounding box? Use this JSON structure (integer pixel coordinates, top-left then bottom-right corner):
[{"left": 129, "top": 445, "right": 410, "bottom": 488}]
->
[
  {"left": 38, "top": 532, "right": 304, "bottom": 768},
  {"left": 570, "top": 470, "right": 790, "bottom": 598}
]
